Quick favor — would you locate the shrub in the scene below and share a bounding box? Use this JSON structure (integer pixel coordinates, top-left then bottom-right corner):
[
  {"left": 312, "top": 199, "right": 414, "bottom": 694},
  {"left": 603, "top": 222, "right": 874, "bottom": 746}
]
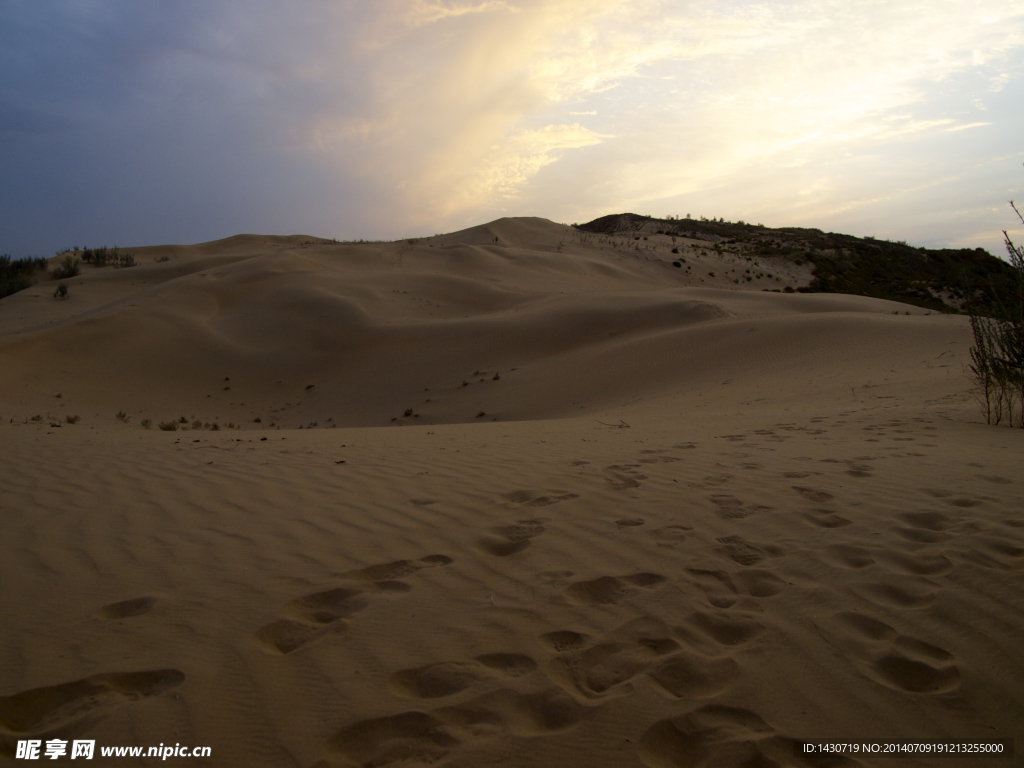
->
[
  {"left": 254, "top": 417, "right": 261, "bottom": 423},
  {"left": 154, "top": 255, "right": 170, "bottom": 262},
  {"left": 66, "top": 415, "right": 80, "bottom": 424},
  {"left": 158, "top": 421, "right": 178, "bottom": 431},
  {"left": 51, "top": 255, "right": 80, "bottom": 279},
  {"left": 1, "top": 254, "right": 48, "bottom": 298},
  {"left": 116, "top": 411, "right": 129, "bottom": 422},
  {"left": 53, "top": 284, "right": 68, "bottom": 299},
  {"left": 140, "top": 419, "right": 152, "bottom": 429},
  {"left": 968, "top": 201, "right": 1024, "bottom": 427}
]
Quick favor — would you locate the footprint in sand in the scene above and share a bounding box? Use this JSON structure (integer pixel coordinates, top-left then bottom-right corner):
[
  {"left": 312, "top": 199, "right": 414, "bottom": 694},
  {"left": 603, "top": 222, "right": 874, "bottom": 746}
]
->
[
  {"left": 564, "top": 572, "right": 667, "bottom": 605},
  {"left": 637, "top": 451, "right": 683, "bottom": 464},
  {"left": 799, "top": 508, "right": 852, "bottom": 528},
  {"left": 538, "top": 630, "right": 590, "bottom": 652},
  {"left": 715, "top": 536, "right": 782, "bottom": 567},
  {"left": 478, "top": 519, "right": 546, "bottom": 556},
  {"left": 95, "top": 596, "right": 156, "bottom": 620},
  {"left": 324, "top": 687, "right": 583, "bottom": 766},
  {"left": 894, "top": 510, "right": 984, "bottom": 541},
  {"left": 325, "top": 712, "right": 457, "bottom": 767},
  {"left": 956, "top": 537, "right": 1024, "bottom": 571},
  {"left": 252, "top": 555, "right": 452, "bottom": 654},
  {"left": 708, "top": 495, "right": 771, "bottom": 520},
  {"left": 684, "top": 568, "right": 785, "bottom": 609},
  {"left": 0, "top": 670, "right": 184, "bottom": 737},
  {"left": 676, "top": 611, "right": 767, "bottom": 650},
  {"left": 685, "top": 569, "right": 739, "bottom": 608},
  {"left": 389, "top": 653, "right": 538, "bottom": 699},
  {"left": 822, "top": 543, "right": 875, "bottom": 569},
  {"left": 875, "top": 550, "right": 953, "bottom": 576},
  {"left": 501, "top": 490, "right": 579, "bottom": 507},
  {"left": 687, "top": 474, "right": 733, "bottom": 489},
  {"left": 605, "top": 465, "right": 647, "bottom": 490},
  {"left": 792, "top": 486, "right": 835, "bottom": 503},
  {"left": 845, "top": 462, "right": 874, "bottom": 478},
  {"left": 544, "top": 617, "right": 681, "bottom": 701},
  {"left": 637, "top": 704, "right": 820, "bottom": 768},
  {"left": 825, "top": 611, "right": 960, "bottom": 694},
  {"left": 341, "top": 554, "right": 453, "bottom": 582},
  {"left": 649, "top": 524, "right": 693, "bottom": 547},
  {"left": 850, "top": 580, "right": 936, "bottom": 610}
]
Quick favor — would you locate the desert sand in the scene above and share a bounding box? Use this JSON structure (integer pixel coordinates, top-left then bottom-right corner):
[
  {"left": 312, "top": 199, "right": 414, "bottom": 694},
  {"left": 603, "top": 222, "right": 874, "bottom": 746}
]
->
[{"left": 0, "top": 218, "right": 1021, "bottom": 767}]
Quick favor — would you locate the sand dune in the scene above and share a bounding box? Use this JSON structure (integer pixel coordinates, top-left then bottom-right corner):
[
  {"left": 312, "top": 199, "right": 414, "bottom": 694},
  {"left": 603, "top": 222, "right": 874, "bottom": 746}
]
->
[{"left": 1, "top": 218, "right": 1021, "bottom": 766}]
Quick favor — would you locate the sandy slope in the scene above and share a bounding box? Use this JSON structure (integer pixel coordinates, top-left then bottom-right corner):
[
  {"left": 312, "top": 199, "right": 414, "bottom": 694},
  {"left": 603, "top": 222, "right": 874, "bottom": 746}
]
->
[{"left": 0, "top": 218, "right": 1021, "bottom": 767}]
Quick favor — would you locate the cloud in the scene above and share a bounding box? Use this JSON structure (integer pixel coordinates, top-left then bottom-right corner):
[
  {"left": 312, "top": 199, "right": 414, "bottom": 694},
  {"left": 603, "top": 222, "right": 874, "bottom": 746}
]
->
[
  {"left": 946, "top": 122, "right": 993, "bottom": 132},
  {"left": 0, "top": 0, "right": 1022, "bottom": 255}
]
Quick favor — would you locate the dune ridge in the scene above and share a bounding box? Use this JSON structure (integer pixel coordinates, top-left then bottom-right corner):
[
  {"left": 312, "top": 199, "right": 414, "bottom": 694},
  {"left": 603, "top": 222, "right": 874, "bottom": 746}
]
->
[{"left": 1, "top": 217, "right": 1021, "bottom": 767}]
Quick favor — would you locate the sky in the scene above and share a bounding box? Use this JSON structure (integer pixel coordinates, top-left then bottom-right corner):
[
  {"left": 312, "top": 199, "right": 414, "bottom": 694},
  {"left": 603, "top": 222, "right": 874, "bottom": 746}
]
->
[{"left": 2, "top": 0, "right": 1023, "bottom": 258}]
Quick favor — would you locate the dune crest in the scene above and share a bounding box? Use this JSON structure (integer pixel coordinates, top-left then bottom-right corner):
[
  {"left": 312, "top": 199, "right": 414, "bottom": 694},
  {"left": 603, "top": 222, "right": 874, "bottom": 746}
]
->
[{"left": 1, "top": 217, "right": 1021, "bottom": 767}]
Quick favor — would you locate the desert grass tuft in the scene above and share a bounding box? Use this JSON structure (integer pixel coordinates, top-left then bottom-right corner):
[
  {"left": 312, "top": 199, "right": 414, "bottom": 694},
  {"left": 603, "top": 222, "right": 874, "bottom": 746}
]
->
[{"left": 967, "top": 200, "right": 1024, "bottom": 428}]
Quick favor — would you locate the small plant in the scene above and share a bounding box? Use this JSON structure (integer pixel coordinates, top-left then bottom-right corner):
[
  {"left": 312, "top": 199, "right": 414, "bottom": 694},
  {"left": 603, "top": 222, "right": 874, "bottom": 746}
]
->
[
  {"left": 116, "top": 411, "right": 129, "bottom": 422},
  {"left": 477, "top": 411, "right": 486, "bottom": 417},
  {"left": 492, "top": 372, "right": 500, "bottom": 380},
  {"left": 154, "top": 255, "right": 170, "bottom": 263},
  {"left": 192, "top": 420, "right": 203, "bottom": 429},
  {"left": 66, "top": 415, "right": 80, "bottom": 424},
  {"left": 404, "top": 408, "right": 413, "bottom": 417},
  {"left": 254, "top": 417, "right": 261, "bottom": 423},
  {"left": 52, "top": 254, "right": 80, "bottom": 279},
  {"left": 967, "top": 202, "right": 1024, "bottom": 428},
  {"left": 178, "top": 416, "right": 188, "bottom": 423},
  {"left": 141, "top": 419, "right": 152, "bottom": 429},
  {"left": 305, "top": 384, "right": 315, "bottom": 390},
  {"left": 211, "top": 423, "right": 219, "bottom": 431},
  {"left": 53, "top": 284, "right": 68, "bottom": 299},
  {"left": 158, "top": 421, "right": 178, "bottom": 431}
]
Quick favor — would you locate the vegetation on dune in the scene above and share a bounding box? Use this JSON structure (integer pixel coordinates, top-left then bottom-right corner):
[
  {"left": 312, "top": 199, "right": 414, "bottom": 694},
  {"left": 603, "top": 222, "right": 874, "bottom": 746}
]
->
[
  {"left": 80, "top": 246, "right": 136, "bottom": 268},
  {"left": 52, "top": 254, "right": 81, "bottom": 279},
  {"left": 967, "top": 200, "right": 1024, "bottom": 428},
  {"left": 577, "top": 213, "right": 1018, "bottom": 316},
  {"left": 1, "top": 243, "right": 138, "bottom": 301},
  {"left": 0, "top": 254, "right": 48, "bottom": 298}
]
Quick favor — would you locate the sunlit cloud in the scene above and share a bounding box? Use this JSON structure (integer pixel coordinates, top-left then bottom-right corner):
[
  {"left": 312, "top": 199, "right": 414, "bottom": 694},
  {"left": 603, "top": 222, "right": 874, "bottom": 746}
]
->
[
  {"left": 0, "top": 0, "right": 1022, "bottom": 255},
  {"left": 946, "top": 122, "right": 993, "bottom": 132}
]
